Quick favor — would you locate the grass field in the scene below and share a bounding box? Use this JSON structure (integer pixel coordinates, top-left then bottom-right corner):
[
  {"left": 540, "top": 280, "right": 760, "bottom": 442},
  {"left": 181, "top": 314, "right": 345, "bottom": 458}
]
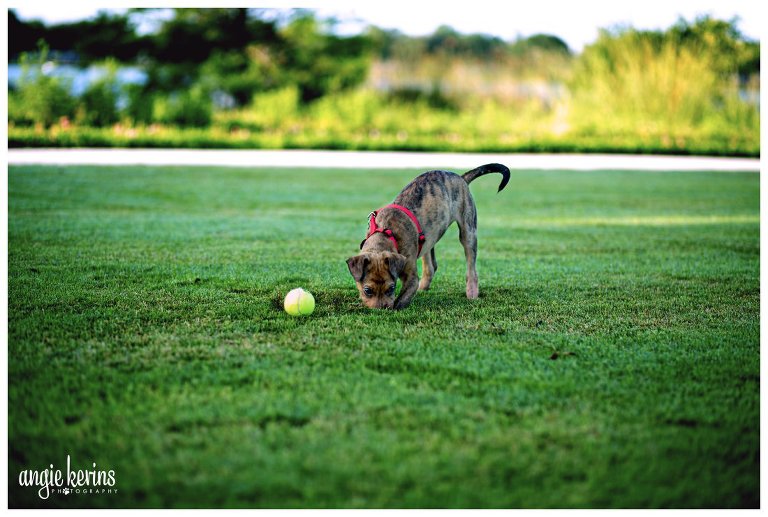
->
[{"left": 8, "top": 164, "right": 759, "bottom": 508}]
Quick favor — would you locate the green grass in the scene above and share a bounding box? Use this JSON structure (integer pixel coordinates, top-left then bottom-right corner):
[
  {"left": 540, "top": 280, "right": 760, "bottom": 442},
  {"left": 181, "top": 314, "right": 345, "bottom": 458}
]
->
[
  {"left": 8, "top": 121, "right": 760, "bottom": 157},
  {"left": 8, "top": 164, "right": 759, "bottom": 508}
]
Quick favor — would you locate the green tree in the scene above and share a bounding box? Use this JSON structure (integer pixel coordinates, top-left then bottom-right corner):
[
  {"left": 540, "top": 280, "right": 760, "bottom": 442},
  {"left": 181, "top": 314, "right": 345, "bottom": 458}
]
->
[
  {"left": 509, "top": 34, "right": 571, "bottom": 55},
  {"left": 279, "top": 12, "right": 371, "bottom": 102},
  {"left": 8, "top": 10, "right": 46, "bottom": 59},
  {"left": 668, "top": 16, "right": 759, "bottom": 77},
  {"left": 140, "top": 9, "right": 370, "bottom": 106}
]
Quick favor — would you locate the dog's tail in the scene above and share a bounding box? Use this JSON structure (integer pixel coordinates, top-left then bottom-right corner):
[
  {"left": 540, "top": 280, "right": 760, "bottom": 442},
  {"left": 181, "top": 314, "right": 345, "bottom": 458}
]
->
[{"left": 462, "top": 163, "right": 510, "bottom": 193}]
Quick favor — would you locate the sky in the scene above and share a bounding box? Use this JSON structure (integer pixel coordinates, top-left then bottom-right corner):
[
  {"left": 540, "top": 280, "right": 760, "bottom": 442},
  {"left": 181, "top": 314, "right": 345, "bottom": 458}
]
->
[{"left": 9, "top": 0, "right": 763, "bottom": 52}]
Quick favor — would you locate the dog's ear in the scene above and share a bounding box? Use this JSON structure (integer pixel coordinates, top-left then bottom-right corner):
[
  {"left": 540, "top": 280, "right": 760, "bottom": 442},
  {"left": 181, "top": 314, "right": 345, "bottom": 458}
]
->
[
  {"left": 385, "top": 252, "right": 407, "bottom": 279},
  {"left": 346, "top": 254, "right": 369, "bottom": 282}
]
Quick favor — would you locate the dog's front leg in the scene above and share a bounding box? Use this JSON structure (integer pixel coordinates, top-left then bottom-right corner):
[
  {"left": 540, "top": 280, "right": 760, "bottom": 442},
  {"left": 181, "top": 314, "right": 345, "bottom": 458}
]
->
[{"left": 394, "top": 261, "right": 419, "bottom": 310}]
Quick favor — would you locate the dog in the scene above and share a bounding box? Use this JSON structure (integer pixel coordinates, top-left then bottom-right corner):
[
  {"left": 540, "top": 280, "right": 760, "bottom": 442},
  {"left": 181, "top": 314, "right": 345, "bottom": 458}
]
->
[{"left": 346, "top": 163, "right": 510, "bottom": 309}]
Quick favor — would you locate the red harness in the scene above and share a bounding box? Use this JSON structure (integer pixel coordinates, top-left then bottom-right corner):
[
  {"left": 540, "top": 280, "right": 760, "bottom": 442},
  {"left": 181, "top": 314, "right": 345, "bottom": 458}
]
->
[{"left": 360, "top": 204, "right": 426, "bottom": 255}]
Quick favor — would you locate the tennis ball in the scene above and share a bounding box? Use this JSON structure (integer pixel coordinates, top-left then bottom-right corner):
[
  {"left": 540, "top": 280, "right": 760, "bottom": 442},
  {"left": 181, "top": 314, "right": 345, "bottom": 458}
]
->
[{"left": 283, "top": 288, "right": 315, "bottom": 316}]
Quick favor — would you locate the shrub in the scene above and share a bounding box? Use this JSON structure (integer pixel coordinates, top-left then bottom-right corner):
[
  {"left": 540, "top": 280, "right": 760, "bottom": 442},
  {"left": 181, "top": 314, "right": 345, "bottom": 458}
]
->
[
  {"left": 306, "top": 88, "right": 383, "bottom": 131},
  {"left": 78, "top": 60, "right": 121, "bottom": 127},
  {"left": 151, "top": 85, "right": 212, "bottom": 127},
  {"left": 123, "top": 84, "right": 155, "bottom": 125},
  {"left": 10, "top": 43, "right": 76, "bottom": 127},
  {"left": 249, "top": 85, "right": 301, "bottom": 129}
]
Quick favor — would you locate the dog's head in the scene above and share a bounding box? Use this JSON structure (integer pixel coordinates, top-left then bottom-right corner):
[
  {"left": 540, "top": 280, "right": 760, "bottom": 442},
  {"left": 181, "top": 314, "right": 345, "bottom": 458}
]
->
[{"left": 346, "top": 251, "right": 407, "bottom": 309}]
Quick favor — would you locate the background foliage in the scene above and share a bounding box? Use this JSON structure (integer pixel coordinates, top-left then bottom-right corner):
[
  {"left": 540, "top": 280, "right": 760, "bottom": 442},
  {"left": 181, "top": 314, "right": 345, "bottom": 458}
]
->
[{"left": 7, "top": 8, "right": 760, "bottom": 155}]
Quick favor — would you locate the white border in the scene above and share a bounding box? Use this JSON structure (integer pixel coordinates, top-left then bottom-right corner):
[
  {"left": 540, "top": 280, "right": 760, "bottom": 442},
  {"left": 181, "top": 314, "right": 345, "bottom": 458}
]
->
[{"left": 7, "top": 149, "right": 760, "bottom": 172}]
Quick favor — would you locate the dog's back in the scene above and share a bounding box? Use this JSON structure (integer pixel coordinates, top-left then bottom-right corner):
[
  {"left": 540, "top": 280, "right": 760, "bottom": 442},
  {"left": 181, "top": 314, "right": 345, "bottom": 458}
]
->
[
  {"left": 393, "top": 171, "right": 471, "bottom": 253},
  {"left": 393, "top": 164, "right": 510, "bottom": 255}
]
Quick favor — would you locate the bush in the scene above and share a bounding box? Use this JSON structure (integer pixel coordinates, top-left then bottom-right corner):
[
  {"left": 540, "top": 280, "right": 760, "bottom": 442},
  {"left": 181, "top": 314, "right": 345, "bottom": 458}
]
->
[
  {"left": 78, "top": 60, "right": 121, "bottom": 127},
  {"left": 8, "top": 91, "right": 26, "bottom": 124},
  {"left": 10, "top": 43, "right": 76, "bottom": 127},
  {"left": 151, "top": 85, "right": 212, "bottom": 127},
  {"left": 306, "top": 88, "right": 384, "bottom": 131},
  {"left": 250, "top": 85, "right": 301, "bottom": 128},
  {"left": 123, "top": 84, "right": 155, "bottom": 125}
]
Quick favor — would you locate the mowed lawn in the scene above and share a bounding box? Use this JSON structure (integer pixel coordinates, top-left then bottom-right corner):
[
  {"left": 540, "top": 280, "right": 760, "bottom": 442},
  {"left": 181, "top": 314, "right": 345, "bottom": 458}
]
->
[{"left": 8, "top": 164, "right": 759, "bottom": 508}]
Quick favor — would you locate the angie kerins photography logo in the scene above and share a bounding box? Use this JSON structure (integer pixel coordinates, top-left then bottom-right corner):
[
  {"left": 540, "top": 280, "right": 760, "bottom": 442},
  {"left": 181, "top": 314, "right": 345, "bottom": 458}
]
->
[{"left": 17, "top": 455, "right": 117, "bottom": 500}]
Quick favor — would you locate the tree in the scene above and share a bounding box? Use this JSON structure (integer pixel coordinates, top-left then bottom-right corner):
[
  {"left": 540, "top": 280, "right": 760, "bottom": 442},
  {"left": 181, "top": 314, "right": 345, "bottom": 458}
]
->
[
  {"left": 8, "top": 10, "right": 46, "bottom": 59},
  {"left": 140, "top": 9, "right": 371, "bottom": 105},
  {"left": 510, "top": 34, "right": 571, "bottom": 55},
  {"left": 669, "top": 16, "right": 759, "bottom": 77},
  {"left": 278, "top": 12, "right": 371, "bottom": 102}
]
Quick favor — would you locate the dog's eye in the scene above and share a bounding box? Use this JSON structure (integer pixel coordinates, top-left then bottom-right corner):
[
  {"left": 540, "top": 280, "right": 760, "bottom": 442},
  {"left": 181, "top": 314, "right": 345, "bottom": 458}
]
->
[
  {"left": 363, "top": 286, "right": 374, "bottom": 297},
  {"left": 386, "top": 285, "right": 396, "bottom": 296}
]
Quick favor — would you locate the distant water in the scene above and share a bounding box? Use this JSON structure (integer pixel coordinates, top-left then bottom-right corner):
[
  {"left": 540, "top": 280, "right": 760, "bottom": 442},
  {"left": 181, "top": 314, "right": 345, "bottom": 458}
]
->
[{"left": 8, "top": 63, "right": 147, "bottom": 96}]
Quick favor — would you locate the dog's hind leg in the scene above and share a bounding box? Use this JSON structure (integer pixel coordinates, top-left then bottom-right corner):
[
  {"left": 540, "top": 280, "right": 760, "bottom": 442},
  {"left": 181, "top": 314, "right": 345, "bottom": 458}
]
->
[
  {"left": 458, "top": 201, "right": 479, "bottom": 300},
  {"left": 418, "top": 248, "right": 437, "bottom": 291}
]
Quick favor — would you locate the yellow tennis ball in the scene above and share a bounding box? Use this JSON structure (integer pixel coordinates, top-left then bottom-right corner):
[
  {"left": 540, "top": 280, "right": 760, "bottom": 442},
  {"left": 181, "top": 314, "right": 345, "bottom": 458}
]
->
[{"left": 284, "top": 288, "right": 315, "bottom": 316}]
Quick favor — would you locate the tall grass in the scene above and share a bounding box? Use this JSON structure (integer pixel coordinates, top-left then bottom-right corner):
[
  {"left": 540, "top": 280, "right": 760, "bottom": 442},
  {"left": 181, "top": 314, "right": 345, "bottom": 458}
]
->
[{"left": 568, "top": 28, "right": 758, "bottom": 143}]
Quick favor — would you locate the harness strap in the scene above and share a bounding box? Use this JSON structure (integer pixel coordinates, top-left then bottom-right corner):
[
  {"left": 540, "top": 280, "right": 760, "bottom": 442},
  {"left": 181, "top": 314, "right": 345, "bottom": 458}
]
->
[
  {"left": 360, "top": 204, "right": 426, "bottom": 255},
  {"left": 365, "top": 212, "right": 399, "bottom": 250}
]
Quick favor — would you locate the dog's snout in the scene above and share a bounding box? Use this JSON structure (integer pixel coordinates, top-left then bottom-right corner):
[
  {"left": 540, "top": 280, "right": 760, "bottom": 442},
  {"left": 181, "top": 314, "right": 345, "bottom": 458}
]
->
[{"left": 363, "top": 298, "right": 393, "bottom": 310}]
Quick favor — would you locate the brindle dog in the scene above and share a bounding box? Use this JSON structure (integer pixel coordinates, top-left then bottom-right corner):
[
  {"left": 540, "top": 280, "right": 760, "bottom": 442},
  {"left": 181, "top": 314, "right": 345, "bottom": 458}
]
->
[{"left": 346, "top": 163, "right": 510, "bottom": 309}]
